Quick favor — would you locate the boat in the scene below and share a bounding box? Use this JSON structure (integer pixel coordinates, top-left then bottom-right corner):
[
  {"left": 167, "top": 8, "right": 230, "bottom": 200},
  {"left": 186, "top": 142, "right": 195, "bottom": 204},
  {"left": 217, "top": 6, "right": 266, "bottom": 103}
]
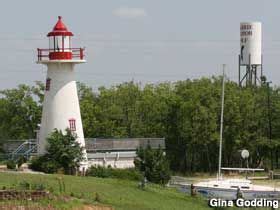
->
[
  {"left": 174, "top": 65, "right": 280, "bottom": 200},
  {"left": 178, "top": 178, "right": 280, "bottom": 200}
]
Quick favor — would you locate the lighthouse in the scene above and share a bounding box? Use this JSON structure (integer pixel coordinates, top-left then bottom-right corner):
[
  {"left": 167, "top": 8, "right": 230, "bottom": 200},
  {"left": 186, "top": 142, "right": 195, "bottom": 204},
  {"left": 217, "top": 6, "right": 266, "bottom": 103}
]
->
[{"left": 37, "top": 16, "right": 88, "bottom": 170}]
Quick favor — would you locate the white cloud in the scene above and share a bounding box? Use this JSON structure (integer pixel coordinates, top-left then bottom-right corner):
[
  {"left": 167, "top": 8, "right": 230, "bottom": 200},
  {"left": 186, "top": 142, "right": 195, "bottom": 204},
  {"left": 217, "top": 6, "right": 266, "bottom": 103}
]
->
[{"left": 113, "top": 7, "right": 147, "bottom": 19}]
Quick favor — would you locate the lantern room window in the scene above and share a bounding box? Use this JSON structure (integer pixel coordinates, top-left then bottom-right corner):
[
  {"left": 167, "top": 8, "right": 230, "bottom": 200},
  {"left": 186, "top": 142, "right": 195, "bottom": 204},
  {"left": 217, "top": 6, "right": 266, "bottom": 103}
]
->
[
  {"left": 49, "top": 35, "right": 71, "bottom": 52},
  {"left": 69, "top": 118, "right": 76, "bottom": 131},
  {"left": 46, "top": 78, "right": 51, "bottom": 91},
  {"left": 37, "top": 16, "right": 84, "bottom": 61}
]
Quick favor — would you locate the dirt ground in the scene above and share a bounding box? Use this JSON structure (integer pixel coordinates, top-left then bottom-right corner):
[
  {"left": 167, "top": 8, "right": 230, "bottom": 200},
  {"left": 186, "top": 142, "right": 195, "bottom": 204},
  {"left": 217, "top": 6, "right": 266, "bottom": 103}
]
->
[
  {"left": 74, "top": 205, "right": 114, "bottom": 210},
  {"left": 0, "top": 206, "right": 55, "bottom": 210},
  {"left": 0, "top": 204, "right": 114, "bottom": 210}
]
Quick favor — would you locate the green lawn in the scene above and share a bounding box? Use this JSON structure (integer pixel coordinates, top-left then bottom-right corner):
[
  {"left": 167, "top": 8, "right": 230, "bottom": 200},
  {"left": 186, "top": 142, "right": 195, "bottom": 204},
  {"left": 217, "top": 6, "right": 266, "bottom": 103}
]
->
[{"left": 0, "top": 172, "right": 211, "bottom": 210}]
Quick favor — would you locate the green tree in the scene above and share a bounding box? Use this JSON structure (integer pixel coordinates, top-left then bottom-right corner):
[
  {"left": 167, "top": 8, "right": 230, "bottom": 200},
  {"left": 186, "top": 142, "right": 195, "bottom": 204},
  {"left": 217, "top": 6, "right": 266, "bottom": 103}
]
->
[
  {"left": 0, "top": 82, "right": 43, "bottom": 140},
  {"left": 30, "top": 129, "right": 84, "bottom": 174},
  {"left": 134, "top": 145, "right": 170, "bottom": 185},
  {"left": 3, "top": 77, "right": 280, "bottom": 173}
]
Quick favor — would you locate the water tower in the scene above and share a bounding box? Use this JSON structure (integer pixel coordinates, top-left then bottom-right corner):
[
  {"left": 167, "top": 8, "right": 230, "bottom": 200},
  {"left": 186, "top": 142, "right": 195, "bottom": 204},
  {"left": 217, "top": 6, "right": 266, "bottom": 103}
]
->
[
  {"left": 37, "top": 16, "right": 88, "bottom": 170},
  {"left": 238, "top": 22, "right": 263, "bottom": 86}
]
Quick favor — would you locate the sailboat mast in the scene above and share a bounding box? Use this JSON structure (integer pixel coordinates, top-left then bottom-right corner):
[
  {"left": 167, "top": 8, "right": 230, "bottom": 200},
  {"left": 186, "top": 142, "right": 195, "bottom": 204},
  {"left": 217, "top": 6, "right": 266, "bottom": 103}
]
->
[{"left": 218, "top": 64, "right": 226, "bottom": 179}]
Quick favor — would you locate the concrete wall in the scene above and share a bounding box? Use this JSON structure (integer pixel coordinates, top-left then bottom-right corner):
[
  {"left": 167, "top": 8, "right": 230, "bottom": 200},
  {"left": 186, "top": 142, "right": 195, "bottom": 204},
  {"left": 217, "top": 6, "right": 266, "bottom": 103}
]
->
[{"left": 88, "top": 157, "right": 135, "bottom": 169}]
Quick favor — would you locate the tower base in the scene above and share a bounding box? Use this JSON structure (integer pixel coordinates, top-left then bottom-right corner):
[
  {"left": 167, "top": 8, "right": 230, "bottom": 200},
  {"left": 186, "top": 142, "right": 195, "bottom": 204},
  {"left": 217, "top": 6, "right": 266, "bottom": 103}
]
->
[{"left": 238, "top": 54, "right": 263, "bottom": 87}]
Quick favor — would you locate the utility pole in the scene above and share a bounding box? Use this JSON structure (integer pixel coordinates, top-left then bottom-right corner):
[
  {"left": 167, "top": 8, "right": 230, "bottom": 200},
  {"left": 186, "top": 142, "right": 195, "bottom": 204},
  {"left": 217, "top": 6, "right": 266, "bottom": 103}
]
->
[
  {"left": 218, "top": 64, "right": 225, "bottom": 179},
  {"left": 267, "top": 81, "right": 273, "bottom": 170}
]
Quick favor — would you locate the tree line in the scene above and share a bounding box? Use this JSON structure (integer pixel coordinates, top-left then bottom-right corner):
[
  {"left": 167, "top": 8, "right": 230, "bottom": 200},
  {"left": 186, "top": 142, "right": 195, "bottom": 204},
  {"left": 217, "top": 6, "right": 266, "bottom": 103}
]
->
[{"left": 0, "top": 77, "right": 280, "bottom": 173}]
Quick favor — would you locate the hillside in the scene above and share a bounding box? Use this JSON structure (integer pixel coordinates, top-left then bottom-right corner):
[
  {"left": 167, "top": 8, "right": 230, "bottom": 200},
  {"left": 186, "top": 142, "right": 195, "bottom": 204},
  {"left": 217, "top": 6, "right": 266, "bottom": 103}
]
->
[{"left": 0, "top": 172, "right": 210, "bottom": 210}]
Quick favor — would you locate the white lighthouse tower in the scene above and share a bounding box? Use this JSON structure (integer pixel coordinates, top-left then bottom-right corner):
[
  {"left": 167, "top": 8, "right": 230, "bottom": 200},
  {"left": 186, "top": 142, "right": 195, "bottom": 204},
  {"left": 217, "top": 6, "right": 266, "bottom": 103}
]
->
[{"left": 37, "top": 16, "right": 88, "bottom": 170}]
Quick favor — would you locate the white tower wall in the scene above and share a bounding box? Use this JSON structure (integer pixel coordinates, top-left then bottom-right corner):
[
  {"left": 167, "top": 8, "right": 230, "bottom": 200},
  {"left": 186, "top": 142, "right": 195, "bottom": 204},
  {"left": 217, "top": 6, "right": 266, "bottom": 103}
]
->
[
  {"left": 38, "top": 61, "right": 88, "bottom": 169},
  {"left": 240, "top": 22, "right": 262, "bottom": 65}
]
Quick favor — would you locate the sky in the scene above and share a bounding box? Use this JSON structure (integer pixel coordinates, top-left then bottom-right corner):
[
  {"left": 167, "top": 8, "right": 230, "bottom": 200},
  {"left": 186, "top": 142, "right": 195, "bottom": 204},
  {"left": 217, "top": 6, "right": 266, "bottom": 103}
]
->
[{"left": 0, "top": 0, "right": 279, "bottom": 90}]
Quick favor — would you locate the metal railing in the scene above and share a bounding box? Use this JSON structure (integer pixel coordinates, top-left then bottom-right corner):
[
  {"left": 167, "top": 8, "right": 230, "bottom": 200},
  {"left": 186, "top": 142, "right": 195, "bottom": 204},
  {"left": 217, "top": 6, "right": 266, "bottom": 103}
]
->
[
  {"left": 4, "top": 138, "right": 165, "bottom": 159},
  {"left": 11, "top": 140, "right": 37, "bottom": 159},
  {"left": 37, "top": 48, "right": 85, "bottom": 61},
  {"left": 85, "top": 138, "right": 165, "bottom": 152}
]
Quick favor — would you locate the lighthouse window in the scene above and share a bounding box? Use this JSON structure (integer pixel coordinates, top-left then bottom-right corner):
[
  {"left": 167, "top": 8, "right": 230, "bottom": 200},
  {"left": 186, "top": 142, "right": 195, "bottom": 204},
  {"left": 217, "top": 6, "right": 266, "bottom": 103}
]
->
[
  {"left": 55, "top": 36, "right": 59, "bottom": 51},
  {"left": 69, "top": 119, "right": 76, "bottom": 131},
  {"left": 53, "top": 37, "right": 56, "bottom": 51},
  {"left": 62, "top": 36, "right": 65, "bottom": 50},
  {"left": 46, "top": 78, "right": 51, "bottom": 91}
]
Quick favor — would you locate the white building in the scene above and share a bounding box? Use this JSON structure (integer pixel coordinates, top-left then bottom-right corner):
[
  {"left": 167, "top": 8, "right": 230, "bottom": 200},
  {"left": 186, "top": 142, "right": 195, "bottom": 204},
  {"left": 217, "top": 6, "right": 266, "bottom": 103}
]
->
[
  {"left": 86, "top": 138, "right": 165, "bottom": 168},
  {"left": 37, "top": 16, "right": 88, "bottom": 170},
  {"left": 3, "top": 138, "right": 165, "bottom": 169}
]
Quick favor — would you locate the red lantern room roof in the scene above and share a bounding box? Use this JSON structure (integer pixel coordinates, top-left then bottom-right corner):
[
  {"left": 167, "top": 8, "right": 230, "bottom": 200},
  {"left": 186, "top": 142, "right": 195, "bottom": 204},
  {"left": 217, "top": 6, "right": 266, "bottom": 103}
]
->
[{"left": 47, "top": 16, "right": 73, "bottom": 37}]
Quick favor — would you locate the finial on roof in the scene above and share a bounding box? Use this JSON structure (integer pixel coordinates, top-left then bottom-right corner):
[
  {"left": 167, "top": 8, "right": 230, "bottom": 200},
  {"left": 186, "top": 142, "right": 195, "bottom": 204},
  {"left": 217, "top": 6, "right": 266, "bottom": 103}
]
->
[{"left": 47, "top": 16, "right": 73, "bottom": 37}]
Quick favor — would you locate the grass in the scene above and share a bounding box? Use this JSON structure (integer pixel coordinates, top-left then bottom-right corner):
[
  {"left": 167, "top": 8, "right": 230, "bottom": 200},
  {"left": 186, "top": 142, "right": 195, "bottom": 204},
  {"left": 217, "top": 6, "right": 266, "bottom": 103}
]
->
[
  {"left": 0, "top": 172, "right": 211, "bottom": 210},
  {"left": 0, "top": 172, "right": 277, "bottom": 209}
]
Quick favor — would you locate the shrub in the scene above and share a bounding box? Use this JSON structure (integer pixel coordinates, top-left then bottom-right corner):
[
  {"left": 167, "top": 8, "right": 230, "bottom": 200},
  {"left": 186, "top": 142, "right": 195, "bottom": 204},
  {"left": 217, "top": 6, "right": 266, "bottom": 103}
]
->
[
  {"left": 86, "top": 166, "right": 142, "bottom": 181},
  {"left": 29, "top": 129, "right": 84, "bottom": 175},
  {"left": 43, "top": 160, "right": 62, "bottom": 174},
  {"left": 6, "top": 160, "right": 16, "bottom": 170},
  {"left": 87, "top": 166, "right": 111, "bottom": 178},
  {"left": 19, "top": 180, "right": 31, "bottom": 190},
  {"left": 56, "top": 177, "right": 66, "bottom": 193},
  {"left": 32, "top": 182, "right": 46, "bottom": 191},
  {"left": 110, "top": 167, "right": 142, "bottom": 181},
  {"left": 29, "top": 156, "right": 61, "bottom": 173},
  {"left": 17, "top": 156, "right": 27, "bottom": 168},
  {"left": 94, "top": 192, "right": 101, "bottom": 202},
  {"left": 29, "top": 156, "right": 45, "bottom": 172}
]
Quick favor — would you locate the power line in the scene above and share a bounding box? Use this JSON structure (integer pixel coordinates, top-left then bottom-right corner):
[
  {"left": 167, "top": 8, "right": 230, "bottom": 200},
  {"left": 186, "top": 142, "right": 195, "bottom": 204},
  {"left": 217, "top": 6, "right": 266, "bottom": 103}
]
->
[{"left": 3, "top": 37, "right": 280, "bottom": 43}]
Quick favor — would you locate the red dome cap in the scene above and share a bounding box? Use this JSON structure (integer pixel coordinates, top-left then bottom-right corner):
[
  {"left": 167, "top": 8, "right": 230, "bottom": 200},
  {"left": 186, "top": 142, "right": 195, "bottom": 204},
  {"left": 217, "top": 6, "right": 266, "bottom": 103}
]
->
[{"left": 47, "top": 16, "right": 73, "bottom": 37}]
